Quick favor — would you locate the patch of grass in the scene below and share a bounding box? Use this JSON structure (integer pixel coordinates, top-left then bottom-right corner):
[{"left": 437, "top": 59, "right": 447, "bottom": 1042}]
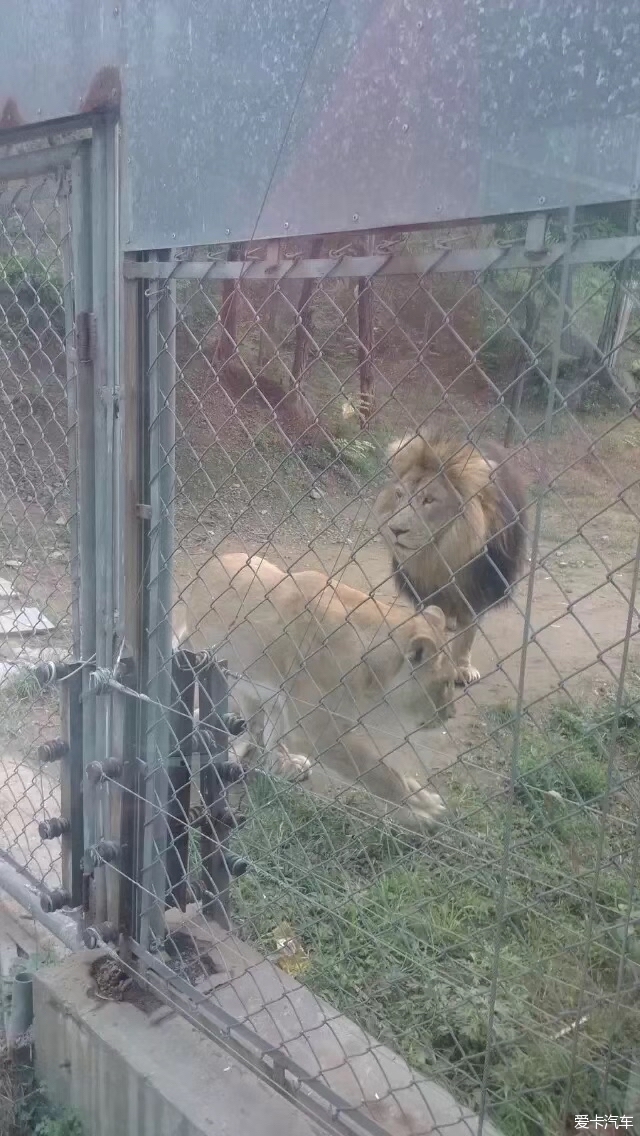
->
[
  {"left": 334, "top": 435, "right": 388, "bottom": 482},
  {"left": 493, "top": 695, "right": 640, "bottom": 836},
  {"left": 3, "top": 668, "right": 45, "bottom": 701},
  {"left": 33, "top": 1115, "right": 83, "bottom": 1136},
  {"left": 484, "top": 702, "right": 516, "bottom": 730},
  {"left": 231, "top": 693, "right": 640, "bottom": 1135},
  {"left": 0, "top": 1051, "right": 82, "bottom": 1136},
  {"left": 551, "top": 694, "right": 640, "bottom": 761}
]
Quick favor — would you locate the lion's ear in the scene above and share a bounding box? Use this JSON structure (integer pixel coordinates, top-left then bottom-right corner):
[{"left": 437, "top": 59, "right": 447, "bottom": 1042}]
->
[
  {"left": 386, "top": 434, "right": 413, "bottom": 461},
  {"left": 422, "top": 604, "right": 446, "bottom": 632},
  {"left": 386, "top": 434, "right": 427, "bottom": 477},
  {"left": 407, "top": 631, "right": 438, "bottom": 667}
]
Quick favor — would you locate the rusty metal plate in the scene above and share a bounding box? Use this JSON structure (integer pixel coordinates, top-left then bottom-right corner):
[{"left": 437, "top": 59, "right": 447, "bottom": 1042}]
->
[{"left": 0, "top": 0, "right": 121, "bottom": 128}]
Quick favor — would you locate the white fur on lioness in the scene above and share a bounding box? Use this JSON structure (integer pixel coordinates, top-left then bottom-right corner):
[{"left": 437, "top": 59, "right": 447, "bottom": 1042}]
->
[{"left": 173, "top": 554, "right": 456, "bottom": 831}]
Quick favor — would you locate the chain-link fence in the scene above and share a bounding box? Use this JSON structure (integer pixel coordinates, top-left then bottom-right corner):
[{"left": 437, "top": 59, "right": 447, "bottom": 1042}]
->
[
  {"left": 88, "top": 206, "right": 639, "bottom": 1136},
  {"left": 0, "top": 159, "right": 77, "bottom": 893}
]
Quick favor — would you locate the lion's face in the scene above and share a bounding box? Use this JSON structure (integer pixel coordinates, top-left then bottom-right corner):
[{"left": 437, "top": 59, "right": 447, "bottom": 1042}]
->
[
  {"left": 375, "top": 469, "right": 464, "bottom": 558},
  {"left": 379, "top": 608, "right": 457, "bottom": 730}
]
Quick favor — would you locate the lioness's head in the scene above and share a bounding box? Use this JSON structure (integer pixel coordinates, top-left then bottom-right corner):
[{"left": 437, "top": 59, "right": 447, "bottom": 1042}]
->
[
  {"left": 375, "top": 430, "right": 495, "bottom": 561},
  {"left": 366, "top": 605, "right": 456, "bottom": 730}
]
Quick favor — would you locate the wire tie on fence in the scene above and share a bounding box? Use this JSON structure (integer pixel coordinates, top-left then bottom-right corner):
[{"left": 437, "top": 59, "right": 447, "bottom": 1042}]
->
[
  {"left": 84, "top": 841, "right": 120, "bottom": 870},
  {"left": 375, "top": 235, "right": 405, "bottom": 253},
  {"left": 89, "top": 666, "right": 117, "bottom": 695},
  {"left": 329, "top": 242, "right": 356, "bottom": 258},
  {"left": 86, "top": 666, "right": 155, "bottom": 708},
  {"left": 243, "top": 246, "right": 266, "bottom": 263}
]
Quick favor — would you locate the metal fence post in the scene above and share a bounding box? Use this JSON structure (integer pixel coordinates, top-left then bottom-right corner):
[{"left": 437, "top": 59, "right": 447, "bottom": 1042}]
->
[
  {"left": 138, "top": 249, "right": 177, "bottom": 950},
  {"left": 89, "top": 118, "right": 120, "bottom": 929},
  {"left": 59, "top": 176, "right": 81, "bottom": 656},
  {"left": 114, "top": 257, "right": 146, "bottom": 943},
  {"left": 70, "top": 143, "right": 96, "bottom": 874}
]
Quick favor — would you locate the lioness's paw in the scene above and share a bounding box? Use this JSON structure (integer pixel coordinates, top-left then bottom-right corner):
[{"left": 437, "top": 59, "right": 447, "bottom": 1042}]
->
[
  {"left": 455, "top": 663, "right": 481, "bottom": 685},
  {"left": 414, "top": 792, "right": 446, "bottom": 824},
  {"left": 232, "top": 736, "right": 254, "bottom": 762},
  {"left": 406, "top": 778, "right": 446, "bottom": 826},
  {"left": 271, "top": 745, "right": 312, "bottom": 781}
]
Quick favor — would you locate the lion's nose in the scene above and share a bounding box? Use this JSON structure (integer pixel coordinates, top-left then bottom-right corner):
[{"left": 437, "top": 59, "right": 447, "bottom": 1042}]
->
[{"left": 390, "top": 523, "right": 410, "bottom": 538}]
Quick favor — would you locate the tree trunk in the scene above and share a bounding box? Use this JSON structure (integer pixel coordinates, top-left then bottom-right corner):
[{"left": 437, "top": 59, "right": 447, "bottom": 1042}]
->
[
  {"left": 357, "top": 233, "right": 376, "bottom": 426},
  {"left": 288, "top": 236, "right": 323, "bottom": 424},
  {"left": 504, "top": 277, "right": 541, "bottom": 447},
  {"left": 291, "top": 237, "right": 323, "bottom": 383},
  {"left": 594, "top": 262, "right": 632, "bottom": 390},
  {"left": 214, "top": 242, "right": 243, "bottom": 376},
  {"left": 257, "top": 282, "right": 278, "bottom": 370}
]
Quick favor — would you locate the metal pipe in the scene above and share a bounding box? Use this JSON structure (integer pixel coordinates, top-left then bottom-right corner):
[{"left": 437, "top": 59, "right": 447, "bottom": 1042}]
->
[
  {"left": 7, "top": 971, "right": 34, "bottom": 1044},
  {"left": 0, "top": 856, "right": 80, "bottom": 952}
]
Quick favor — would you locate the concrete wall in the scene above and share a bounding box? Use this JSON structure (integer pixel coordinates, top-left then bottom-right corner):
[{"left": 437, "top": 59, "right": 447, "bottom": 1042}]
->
[{"left": 33, "top": 952, "right": 324, "bottom": 1136}]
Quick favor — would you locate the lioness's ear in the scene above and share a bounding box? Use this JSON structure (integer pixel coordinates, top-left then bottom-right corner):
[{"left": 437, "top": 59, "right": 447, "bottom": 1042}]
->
[
  {"left": 422, "top": 604, "right": 446, "bottom": 632},
  {"left": 408, "top": 631, "right": 437, "bottom": 667}
]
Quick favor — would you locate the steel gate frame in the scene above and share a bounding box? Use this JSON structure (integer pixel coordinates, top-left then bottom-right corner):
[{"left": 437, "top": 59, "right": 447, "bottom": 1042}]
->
[{"left": 0, "top": 118, "right": 120, "bottom": 940}]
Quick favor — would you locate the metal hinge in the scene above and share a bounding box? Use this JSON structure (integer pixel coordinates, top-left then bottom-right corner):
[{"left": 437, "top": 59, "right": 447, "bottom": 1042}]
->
[{"left": 76, "top": 311, "right": 97, "bottom": 363}]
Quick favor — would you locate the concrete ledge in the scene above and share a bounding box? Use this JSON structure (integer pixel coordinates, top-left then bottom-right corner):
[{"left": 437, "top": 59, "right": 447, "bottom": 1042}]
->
[
  {"left": 162, "top": 909, "right": 502, "bottom": 1136},
  {"left": 33, "top": 952, "right": 323, "bottom": 1136}
]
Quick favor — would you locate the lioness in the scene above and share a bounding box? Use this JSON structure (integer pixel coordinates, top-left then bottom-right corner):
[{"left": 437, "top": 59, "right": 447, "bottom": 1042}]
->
[
  {"left": 375, "top": 429, "right": 528, "bottom": 685},
  {"left": 173, "top": 554, "right": 456, "bottom": 831}
]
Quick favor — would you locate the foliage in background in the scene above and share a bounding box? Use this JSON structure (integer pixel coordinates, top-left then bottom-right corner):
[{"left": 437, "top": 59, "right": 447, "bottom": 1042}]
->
[{"left": 0, "top": 254, "right": 65, "bottom": 341}]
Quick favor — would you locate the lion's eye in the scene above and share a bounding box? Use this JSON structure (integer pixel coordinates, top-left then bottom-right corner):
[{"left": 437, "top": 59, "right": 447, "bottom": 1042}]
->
[
  {"left": 422, "top": 494, "right": 435, "bottom": 505},
  {"left": 395, "top": 486, "right": 403, "bottom": 500}
]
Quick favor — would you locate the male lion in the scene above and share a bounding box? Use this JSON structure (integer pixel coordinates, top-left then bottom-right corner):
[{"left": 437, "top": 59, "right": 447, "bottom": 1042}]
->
[
  {"left": 375, "top": 430, "right": 528, "bottom": 685},
  {"left": 173, "top": 553, "right": 456, "bottom": 832}
]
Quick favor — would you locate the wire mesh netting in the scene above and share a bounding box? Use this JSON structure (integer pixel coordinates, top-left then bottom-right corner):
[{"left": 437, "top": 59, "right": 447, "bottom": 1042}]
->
[
  {"left": 0, "top": 166, "right": 76, "bottom": 890},
  {"left": 106, "top": 211, "right": 640, "bottom": 1133}
]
